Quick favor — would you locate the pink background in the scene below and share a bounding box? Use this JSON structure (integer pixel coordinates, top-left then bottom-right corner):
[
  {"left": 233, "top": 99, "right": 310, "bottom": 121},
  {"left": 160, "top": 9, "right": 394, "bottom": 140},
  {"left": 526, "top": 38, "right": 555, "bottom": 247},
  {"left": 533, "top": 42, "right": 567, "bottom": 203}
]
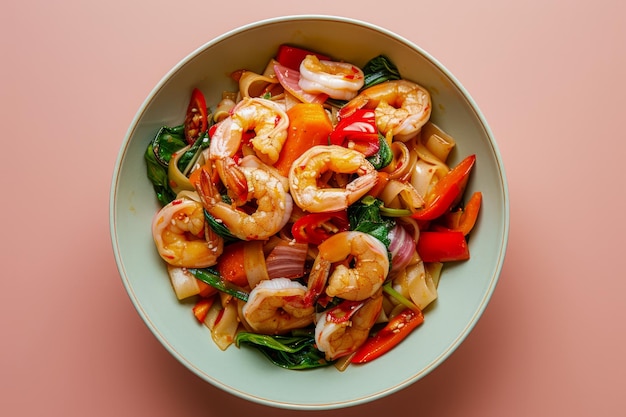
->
[{"left": 2, "top": 1, "right": 624, "bottom": 415}]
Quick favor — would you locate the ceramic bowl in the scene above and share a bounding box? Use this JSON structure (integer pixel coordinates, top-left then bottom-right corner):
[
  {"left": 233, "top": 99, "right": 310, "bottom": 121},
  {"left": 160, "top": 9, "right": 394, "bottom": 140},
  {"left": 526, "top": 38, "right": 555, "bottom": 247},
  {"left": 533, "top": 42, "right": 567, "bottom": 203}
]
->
[{"left": 110, "top": 15, "right": 509, "bottom": 410}]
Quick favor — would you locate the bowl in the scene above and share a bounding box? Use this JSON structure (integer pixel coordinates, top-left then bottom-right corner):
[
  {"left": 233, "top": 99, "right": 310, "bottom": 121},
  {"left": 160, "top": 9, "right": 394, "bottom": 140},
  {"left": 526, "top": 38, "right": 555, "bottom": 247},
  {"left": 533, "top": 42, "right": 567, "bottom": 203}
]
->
[{"left": 110, "top": 15, "right": 509, "bottom": 410}]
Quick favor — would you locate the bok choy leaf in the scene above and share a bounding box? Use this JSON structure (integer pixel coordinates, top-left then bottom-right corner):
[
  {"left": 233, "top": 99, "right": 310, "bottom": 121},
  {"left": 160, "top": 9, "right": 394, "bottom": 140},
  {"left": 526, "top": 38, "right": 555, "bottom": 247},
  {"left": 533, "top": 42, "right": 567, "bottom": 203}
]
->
[
  {"left": 366, "top": 133, "right": 393, "bottom": 170},
  {"left": 235, "top": 332, "right": 332, "bottom": 370},
  {"left": 176, "top": 131, "right": 210, "bottom": 176},
  {"left": 144, "top": 125, "right": 187, "bottom": 206},
  {"left": 362, "top": 55, "right": 401, "bottom": 89},
  {"left": 348, "top": 196, "right": 396, "bottom": 248}
]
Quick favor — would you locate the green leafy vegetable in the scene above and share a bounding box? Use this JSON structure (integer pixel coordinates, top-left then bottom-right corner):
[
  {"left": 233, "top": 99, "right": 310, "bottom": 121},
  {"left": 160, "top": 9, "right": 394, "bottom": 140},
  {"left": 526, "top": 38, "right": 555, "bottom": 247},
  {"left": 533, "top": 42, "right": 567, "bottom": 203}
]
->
[
  {"left": 144, "top": 125, "right": 187, "bottom": 206},
  {"left": 187, "top": 268, "right": 249, "bottom": 301},
  {"left": 362, "top": 55, "right": 401, "bottom": 89},
  {"left": 235, "top": 332, "right": 332, "bottom": 370},
  {"left": 366, "top": 133, "right": 393, "bottom": 170},
  {"left": 323, "top": 56, "right": 400, "bottom": 109},
  {"left": 348, "top": 196, "right": 396, "bottom": 248},
  {"left": 151, "top": 125, "right": 187, "bottom": 167},
  {"left": 324, "top": 98, "right": 348, "bottom": 108},
  {"left": 176, "top": 131, "right": 210, "bottom": 176},
  {"left": 145, "top": 143, "right": 176, "bottom": 206}
]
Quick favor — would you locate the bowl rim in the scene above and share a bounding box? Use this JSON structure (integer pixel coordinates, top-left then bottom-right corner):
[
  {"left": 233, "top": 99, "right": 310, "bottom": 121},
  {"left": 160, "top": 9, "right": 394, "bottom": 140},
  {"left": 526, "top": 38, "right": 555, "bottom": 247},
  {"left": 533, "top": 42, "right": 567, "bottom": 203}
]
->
[{"left": 110, "top": 14, "right": 510, "bottom": 410}]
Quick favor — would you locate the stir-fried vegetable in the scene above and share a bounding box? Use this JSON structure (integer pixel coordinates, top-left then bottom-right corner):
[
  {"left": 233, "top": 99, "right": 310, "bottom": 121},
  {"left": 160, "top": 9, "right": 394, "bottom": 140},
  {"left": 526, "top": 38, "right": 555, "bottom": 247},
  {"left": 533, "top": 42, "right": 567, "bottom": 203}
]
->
[
  {"left": 361, "top": 55, "right": 401, "bottom": 89},
  {"left": 273, "top": 103, "right": 334, "bottom": 177},
  {"left": 275, "top": 44, "right": 330, "bottom": 71},
  {"left": 366, "top": 133, "right": 393, "bottom": 170},
  {"left": 150, "top": 125, "right": 187, "bottom": 167},
  {"left": 183, "top": 88, "right": 209, "bottom": 145},
  {"left": 264, "top": 241, "right": 308, "bottom": 279},
  {"left": 329, "top": 109, "right": 379, "bottom": 156},
  {"left": 203, "top": 206, "right": 238, "bottom": 242},
  {"left": 192, "top": 297, "right": 215, "bottom": 323},
  {"left": 416, "top": 231, "right": 470, "bottom": 262},
  {"left": 176, "top": 132, "right": 210, "bottom": 176},
  {"left": 348, "top": 195, "right": 396, "bottom": 248},
  {"left": 411, "top": 154, "right": 476, "bottom": 221},
  {"left": 188, "top": 268, "right": 249, "bottom": 302},
  {"left": 144, "top": 125, "right": 187, "bottom": 206},
  {"left": 214, "top": 242, "right": 248, "bottom": 287},
  {"left": 351, "top": 307, "right": 424, "bottom": 364},
  {"left": 235, "top": 331, "right": 332, "bottom": 370},
  {"left": 438, "top": 191, "right": 482, "bottom": 236},
  {"left": 291, "top": 211, "right": 350, "bottom": 245}
]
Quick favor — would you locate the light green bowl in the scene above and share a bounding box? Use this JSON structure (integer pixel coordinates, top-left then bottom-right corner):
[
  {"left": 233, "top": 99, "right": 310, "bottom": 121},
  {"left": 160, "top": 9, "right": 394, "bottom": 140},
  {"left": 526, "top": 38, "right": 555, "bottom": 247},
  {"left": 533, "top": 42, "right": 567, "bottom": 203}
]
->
[{"left": 110, "top": 15, "right": 509, "bottom": 410}]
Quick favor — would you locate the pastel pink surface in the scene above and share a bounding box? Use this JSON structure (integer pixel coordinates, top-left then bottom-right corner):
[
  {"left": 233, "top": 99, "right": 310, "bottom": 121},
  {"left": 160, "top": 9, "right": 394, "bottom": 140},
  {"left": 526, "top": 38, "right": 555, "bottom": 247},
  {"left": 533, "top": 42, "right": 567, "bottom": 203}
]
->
[{"left": 2, "top": 1, "right": 625, "bottom": 416}]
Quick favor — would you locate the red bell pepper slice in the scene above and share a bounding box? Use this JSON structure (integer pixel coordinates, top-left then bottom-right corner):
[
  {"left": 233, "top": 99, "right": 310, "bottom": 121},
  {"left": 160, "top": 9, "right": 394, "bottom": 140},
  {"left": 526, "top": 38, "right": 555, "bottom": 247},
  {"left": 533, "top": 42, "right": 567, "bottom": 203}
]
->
[
  {"left": 416, "top": 231, "right": 470, "bottom": 263},
  {"left": 411, "top": 154, "right": 476, "bottom": 221},
  {"left": 291, "top": 211, "right": 349, "bottom": 245},
  {"left": 184, "top": 88, "right": 208, "bottom": 145},
  {"left": 192, "top": 296, "right": 215, "bottom": 323},
  {"left": 329, "top": 109, "right": 380, "bottom": 156},
  {"left": 275, "top": 44, "right": 330, "bottom": 70},
  {"left": 351, "top": 307, "right": 424, "bottom": 364},
  {"left": 438, "top": 191, "right": 482, "bottom": 236}
]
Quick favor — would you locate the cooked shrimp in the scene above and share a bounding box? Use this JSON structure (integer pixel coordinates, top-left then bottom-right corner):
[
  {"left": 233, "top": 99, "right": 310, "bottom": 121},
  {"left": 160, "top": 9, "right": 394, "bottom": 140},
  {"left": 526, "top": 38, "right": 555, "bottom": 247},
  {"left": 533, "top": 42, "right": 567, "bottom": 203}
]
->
[
  {"left": 342, "top": 79, "right": 431, "bottom": 141},
  {"left": 242, "top": 278, "right": 315, "bottom": 335},
  {"left": 315, "top": 295, "right": 383, "bottom": 360},
  {"left": 307, "top": 231, "right": 390, "bottom": 302},
  {"left": 151, "top": 198, "right": 223, "bottom": 268},
  {"left": 238, "top": 154, "right": 289, "bottom": 191},
  {"left": 298, "top": 55, "right": 364, "bottom": 101},
  {"left": 209, "top": 97, "right": 289, "bottom": 201},
  {"left": 210, "top": 97, "right": 289, "bottom": 166},
  {"left": 197, "top": 164, "right": 293, "bottom": 241},
  {"left": 288, "top": 145, "right": 378, "bottom": 213}
]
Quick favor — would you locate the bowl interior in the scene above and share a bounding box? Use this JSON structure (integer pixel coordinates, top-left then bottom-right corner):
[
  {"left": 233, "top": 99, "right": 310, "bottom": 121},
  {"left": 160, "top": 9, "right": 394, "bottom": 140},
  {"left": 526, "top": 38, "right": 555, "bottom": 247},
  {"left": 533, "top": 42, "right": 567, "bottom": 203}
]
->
[{"left": 110, "top": 15, "right": 509, "bottom": 410}]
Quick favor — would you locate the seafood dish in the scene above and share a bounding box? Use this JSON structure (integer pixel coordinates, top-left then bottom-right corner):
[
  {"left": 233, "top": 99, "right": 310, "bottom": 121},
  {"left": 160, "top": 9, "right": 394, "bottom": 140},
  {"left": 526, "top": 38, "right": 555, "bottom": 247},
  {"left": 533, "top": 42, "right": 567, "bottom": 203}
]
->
[{"left": 145, "top": 44, "right": 482, "bottom": 371}]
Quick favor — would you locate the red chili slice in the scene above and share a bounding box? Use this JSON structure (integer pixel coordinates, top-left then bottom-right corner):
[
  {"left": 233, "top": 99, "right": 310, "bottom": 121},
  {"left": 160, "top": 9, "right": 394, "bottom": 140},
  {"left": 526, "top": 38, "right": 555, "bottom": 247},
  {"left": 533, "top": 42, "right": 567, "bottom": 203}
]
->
[
  {"left": 351, "top": 307, "right": 424, "bottom": 364},
  {"left": 184, "top": 88, "right": 208, "bottom": 145},
  {"left": 329, "top": 109, "right": 380, "bottom": 156},
  {"left": 291, "top": 211, "right": 350, "bottom": 245}
]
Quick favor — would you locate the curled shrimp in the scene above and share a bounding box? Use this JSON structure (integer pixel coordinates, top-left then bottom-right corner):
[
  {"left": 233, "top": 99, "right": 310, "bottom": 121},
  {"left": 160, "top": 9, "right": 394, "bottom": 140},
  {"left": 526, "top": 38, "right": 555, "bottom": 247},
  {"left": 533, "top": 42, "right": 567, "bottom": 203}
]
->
[
  {"left": 210, "top": 97, "right": 289, "bottom": 166},
  {"left": 307, "top": 231, "right": 390, "bottom": 302},
  {"left": 342, "top": 79, "right": 431, "bottom": 141},
  {"left": 298, "top": 55, "right": 365, "bottom": 101},
  {"left": 288, "top": 145, "right": 378, "bottom": 213},
  {"left": 242, "top": 278, "right": 315, "bottom": 335},
  {"left": 209, "top": 97, "right": 289, "bottom": 201},
  {"left": 151, "top": 198, "right": 223, "bottom": 268},
  {"left": 315, "top": 295, "right": 383, "bottom": 360},
  {"left": 197, "top": 163, "right": 293, "bottom": 241}
]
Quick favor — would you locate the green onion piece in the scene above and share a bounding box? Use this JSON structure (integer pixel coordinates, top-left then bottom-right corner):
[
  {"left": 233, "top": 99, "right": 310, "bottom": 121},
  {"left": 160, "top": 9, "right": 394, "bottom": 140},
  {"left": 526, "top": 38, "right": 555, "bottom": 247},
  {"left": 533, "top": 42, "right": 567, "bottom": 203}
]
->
[
  {"left": 379, "top": 206, "right": 413, "bottom": 217},
  {"left": 203, "top": 210, "right": 238, "bottom": 242},
  {"left": 383, "top": 281, "right": 420, "bottom": 313},
  {"left": 187, "top": 268, "right": 249, "bottom": 301}
]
